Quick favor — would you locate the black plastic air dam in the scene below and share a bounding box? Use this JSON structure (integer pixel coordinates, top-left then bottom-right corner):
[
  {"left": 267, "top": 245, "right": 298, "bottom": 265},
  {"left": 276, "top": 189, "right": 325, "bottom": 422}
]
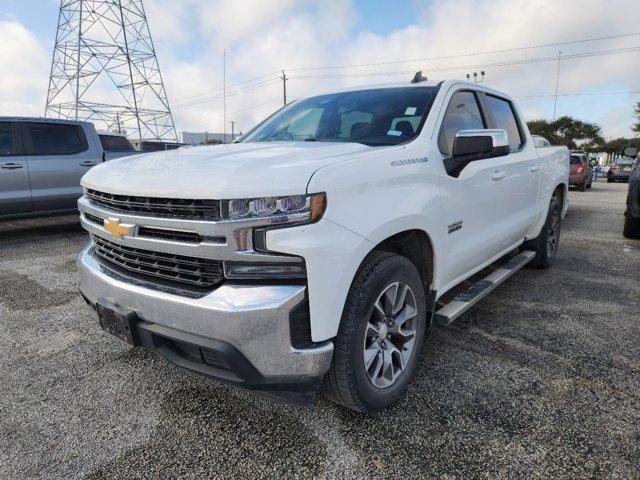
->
[
  {"left": 85, "top": 295, "right": 326, "bottom": 406},
  {"left": 137, "top": 321, "right": 325, "bottom": 406}
]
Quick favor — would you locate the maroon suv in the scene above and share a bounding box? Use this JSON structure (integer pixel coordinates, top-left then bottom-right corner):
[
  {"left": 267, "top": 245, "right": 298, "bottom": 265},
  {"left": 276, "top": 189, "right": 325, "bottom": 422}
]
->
[{"left": 569, "top": 153, "right": 593, "bottom": 191}]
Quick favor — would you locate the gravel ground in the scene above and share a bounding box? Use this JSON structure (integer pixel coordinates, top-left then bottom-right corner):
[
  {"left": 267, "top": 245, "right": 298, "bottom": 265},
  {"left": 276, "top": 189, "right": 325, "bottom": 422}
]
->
[{"left": 0, "top": 181, "right": 638, "bottom": 479}]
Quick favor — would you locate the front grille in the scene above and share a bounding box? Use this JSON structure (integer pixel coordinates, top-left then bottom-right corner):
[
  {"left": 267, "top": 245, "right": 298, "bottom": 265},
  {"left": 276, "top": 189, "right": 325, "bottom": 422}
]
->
[
  {"left": 84, "top": 212, "right": 103, "bottom": 226},
  {"left": 86, "top": 189, "right": 220, "bottom": 219},
  {"left": 137, "top": 226, "right": 205, "bottom": 244},
  {"left": 93, "top": 236, "right": 224, "bottom": 289},
  {"left": 84, "top": 212, "right": 224, "bottom": 245}
]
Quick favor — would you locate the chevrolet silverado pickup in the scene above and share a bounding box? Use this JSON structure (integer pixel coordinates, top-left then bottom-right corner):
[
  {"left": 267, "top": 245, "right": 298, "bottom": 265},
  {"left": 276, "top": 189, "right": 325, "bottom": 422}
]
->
[
  {"left": 76, "top": 79, "right": 570, "bottom": 412},
  {"left": 0, "top": 117, "right": 141, "bottom": 219}
]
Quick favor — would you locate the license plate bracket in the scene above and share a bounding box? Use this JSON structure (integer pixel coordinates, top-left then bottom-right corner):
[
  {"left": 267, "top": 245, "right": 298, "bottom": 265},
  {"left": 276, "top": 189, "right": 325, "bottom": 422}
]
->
[{"left": 96, "top": 298, "right": 139, "bottom": 345}]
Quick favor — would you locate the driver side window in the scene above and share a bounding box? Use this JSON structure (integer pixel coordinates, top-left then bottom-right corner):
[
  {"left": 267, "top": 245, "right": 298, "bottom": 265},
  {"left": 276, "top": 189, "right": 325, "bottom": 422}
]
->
[{"left": 438, "top": 91, "right": 486, "bottom": 156}]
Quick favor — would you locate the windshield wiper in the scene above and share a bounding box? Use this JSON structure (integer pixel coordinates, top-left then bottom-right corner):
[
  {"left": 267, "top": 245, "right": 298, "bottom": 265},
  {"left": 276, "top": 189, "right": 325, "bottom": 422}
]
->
[{"left": 304, "top": 137, "right": 316, "bottom": 142}]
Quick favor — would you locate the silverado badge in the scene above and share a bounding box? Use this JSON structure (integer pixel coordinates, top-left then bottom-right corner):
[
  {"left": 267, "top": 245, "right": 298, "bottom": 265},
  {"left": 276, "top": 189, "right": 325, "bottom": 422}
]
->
[{"left": 104, "top": 218, "right": 135, "bottom": 239}]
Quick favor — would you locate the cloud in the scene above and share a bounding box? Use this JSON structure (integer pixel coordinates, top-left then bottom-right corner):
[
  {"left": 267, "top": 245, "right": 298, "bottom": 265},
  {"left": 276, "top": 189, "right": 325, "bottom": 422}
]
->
[
  {"left": 0, "top": 18, "right": 49, "bottom": 116},
  {"left": 163, "top": 0, "right": 640, "bottom": 137},
  {"left": 1, "top": 0, "right": 638, "bottom": 139}
]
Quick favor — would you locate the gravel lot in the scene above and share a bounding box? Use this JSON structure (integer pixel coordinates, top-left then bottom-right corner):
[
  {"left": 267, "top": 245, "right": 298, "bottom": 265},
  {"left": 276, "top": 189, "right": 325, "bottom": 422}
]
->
[{"left": 0, "top": 181, "right": 638, "bottom": 479}]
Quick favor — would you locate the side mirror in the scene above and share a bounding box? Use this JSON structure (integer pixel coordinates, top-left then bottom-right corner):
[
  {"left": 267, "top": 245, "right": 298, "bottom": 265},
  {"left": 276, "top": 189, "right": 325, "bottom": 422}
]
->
[
  {"left": 623, "top": 146, "right": 638, "bottom": 158},
  {"left": 445, "top": 129, "right": 510, "bottom": 177}
]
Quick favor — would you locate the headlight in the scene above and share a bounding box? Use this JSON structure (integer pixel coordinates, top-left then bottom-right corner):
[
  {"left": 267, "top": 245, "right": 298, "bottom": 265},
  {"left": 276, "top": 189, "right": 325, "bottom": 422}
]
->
[{"left": 223, "top": 193, "right": 326, "bottom": 223}]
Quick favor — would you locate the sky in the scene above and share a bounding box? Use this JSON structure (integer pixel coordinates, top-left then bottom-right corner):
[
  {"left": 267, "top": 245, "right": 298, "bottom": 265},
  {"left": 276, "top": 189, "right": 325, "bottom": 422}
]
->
[{"left": 1, "top": 0, "right": 639, "bottom": 140}]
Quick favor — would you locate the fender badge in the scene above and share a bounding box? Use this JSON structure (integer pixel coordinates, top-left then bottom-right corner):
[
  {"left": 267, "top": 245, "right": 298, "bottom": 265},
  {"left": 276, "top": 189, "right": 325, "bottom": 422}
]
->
[
  {"left": 448, "top": 220, "right": 463, "bottom": 234},
  {"left": 390, "top": 157, "right": 429, "bottom": 167}
]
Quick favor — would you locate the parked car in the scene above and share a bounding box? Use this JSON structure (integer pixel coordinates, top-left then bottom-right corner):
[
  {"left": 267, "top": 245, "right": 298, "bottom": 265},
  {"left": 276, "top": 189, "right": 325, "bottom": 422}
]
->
[
  {"left": 607, "top": 157, "right": 635, "bottom": 183},
  {"left": 76, "top": 79, "right": 569, "bottom": 412},
  {"left": 131, "top": 139, "right": 184, "bottom": 151},
  {"left": 569, "top": 152, "right": 593, "bottom": 191},
  {"left": 98, "top": 131, "right": 144, "bottom": 161},
  {"left": 0, "top": 117, "right": 107, "bottom": 219},
  {"left": 622, "top": 146, "right": 640, "bottom": 238}
]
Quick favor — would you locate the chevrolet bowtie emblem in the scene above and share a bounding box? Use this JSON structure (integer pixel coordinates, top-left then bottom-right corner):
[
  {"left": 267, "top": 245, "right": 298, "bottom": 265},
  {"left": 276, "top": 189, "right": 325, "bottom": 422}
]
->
[{"left": 104, "top": 218, "right": 135, "bottom": 239}]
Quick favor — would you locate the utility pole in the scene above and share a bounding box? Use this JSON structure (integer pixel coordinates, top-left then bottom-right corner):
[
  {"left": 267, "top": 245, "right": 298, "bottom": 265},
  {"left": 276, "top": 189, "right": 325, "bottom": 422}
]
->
[
  {"left": 281, "top": 70, "right": 288, "bottom": 105},
  {"left": 230, "top": 121, "right": 236, "bottom": 142},
  {"left": 553, "top": 50, "right": 562, "bottom": 121},
  {"left": 223, "top": 49, "right": 227, "bottom": 143}
]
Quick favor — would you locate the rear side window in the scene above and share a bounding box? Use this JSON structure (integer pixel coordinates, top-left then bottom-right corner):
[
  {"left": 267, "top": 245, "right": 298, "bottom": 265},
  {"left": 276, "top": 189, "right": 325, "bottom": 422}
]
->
[
  {"left": 485, "top": 95, "right": 523, "bottom": 151},
  {"left": 26, "top": 123, "right": 86, "bottom": 155},
  {"left": 99, "top": 134, "right": 134, "bottom": 152},
  {"left": 0, "top": 124, "right": 15, "bottom": 156},
  {"left": 438, "top": 91, "right": 486, "bottom": 156}
]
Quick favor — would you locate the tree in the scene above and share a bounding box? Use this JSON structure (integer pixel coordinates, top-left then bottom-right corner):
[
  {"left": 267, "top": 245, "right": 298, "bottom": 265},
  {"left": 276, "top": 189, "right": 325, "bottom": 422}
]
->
[
  {"left": 633, "top": 102, "right": 640, "bottom": 134},
  {"left": 527, "top": 116, "right": 604, "bottom": 149}
]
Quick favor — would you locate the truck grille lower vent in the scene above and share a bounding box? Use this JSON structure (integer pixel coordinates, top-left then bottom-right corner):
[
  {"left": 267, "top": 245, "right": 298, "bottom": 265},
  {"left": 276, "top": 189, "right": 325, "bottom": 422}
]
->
[
  {"left": 289, "top": 299, "right": 314, "bottom": 349},
  {"left": 86, "top": 189, "right": 220, "bottom": 219},
  {"left": 93, "top": 236, "right": 224, "bottom": 289}
]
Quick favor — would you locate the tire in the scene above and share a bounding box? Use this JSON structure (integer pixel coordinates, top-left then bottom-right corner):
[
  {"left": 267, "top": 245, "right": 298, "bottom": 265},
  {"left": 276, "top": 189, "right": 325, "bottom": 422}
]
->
[
  {"left": 607, "top": 176, "right": 613, "bottom": 183},
  {"left": 322, "top": 251, "right": 427, "bottom": 413},
  {"left": 578, "top": 180, "right": 586, "bottom": 192},
  {"left": 522, "top": 196, "right": 562, "bottom": 269},
  {"left": 587, "top": 177, "right": 592, "bottom": 189},
  {"left": 623, "top": 213, "right": 640, "bottom": 239}
]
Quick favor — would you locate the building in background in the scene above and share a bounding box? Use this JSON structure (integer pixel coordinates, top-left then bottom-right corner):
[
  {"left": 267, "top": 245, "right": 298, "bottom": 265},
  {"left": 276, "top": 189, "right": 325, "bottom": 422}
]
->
[{"left": 180, "top": 132, "right": 242, "bottom": 145}]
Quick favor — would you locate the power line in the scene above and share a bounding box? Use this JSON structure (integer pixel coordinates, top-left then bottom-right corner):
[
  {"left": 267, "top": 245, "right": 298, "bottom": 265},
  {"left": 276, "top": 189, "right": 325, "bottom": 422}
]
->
[
  {"left": 172, "top": 71, "right": 281, "bottom": 103},
  {"left": 177, "top": 98, "right": 282, "bottom": 129},
  {"left": 516, "top": 90, "right": 640, "bottom": 98},
  {"left": 170, "top": 31, "right": 640, "bottom": 112},
  {"left": 172, "top": 78, "right": 281, "bottom": 109},
  {"left": 170, "top": 32, "right": 640, "bottom": 109},
  {"left": 287, "top": 46, "right": 640, "bottom": 80},
  {"left": 286, "top": 31, "right": 640, "bottom": 71}
]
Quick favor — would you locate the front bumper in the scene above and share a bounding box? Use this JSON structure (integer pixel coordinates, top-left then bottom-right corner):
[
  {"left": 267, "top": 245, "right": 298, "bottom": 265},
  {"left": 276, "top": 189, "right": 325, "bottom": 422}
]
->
[
  {"left": 609, "top": 171, "right": 631, "bottom": 181},
  {"left": 77, "top": 243, "right": 333, "bottom": 404}
]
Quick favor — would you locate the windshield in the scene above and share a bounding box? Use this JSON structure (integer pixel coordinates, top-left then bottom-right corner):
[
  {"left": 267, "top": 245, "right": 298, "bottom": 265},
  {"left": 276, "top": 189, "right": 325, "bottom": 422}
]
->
[
  {"left": 616, "top": 159, "right": 635, "bottom": 166},
  {"left": 242, "top": 87, "right": 439, "bottom": 147}
]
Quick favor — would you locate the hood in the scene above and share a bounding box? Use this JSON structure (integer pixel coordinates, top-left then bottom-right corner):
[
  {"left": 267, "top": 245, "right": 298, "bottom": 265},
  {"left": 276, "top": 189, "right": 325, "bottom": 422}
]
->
[{"left": 82, "top": 142, "right": 371, "bottom": 199}]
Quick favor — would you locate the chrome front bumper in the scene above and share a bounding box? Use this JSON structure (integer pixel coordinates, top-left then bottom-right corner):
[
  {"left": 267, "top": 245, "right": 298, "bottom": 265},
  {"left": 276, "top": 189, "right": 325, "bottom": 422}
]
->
[{"left": 77, "top": 243, "right": 333, "bottom": 389}]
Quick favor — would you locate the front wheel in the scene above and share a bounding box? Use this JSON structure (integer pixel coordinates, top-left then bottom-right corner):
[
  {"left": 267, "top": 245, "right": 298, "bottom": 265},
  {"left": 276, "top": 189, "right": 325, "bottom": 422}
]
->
[
  {"left": 522, "top": 196, "right": 562, "bottom": 269},
  {"left": 322, "top": 251, "right": 427, "bottom": 413}
]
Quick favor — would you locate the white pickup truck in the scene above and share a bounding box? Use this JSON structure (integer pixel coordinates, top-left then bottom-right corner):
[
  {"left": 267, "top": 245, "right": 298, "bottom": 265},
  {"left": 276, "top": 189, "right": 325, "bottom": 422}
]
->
[{"left": 76, "top": 78, "right": 569, "bottom": 412}]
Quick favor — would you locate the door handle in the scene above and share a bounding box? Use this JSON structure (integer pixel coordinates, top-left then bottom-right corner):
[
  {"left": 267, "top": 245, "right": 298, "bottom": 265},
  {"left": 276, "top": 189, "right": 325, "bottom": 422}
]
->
[
  {"left": 80, "top": 161, "right": 98, "bottom": 167},
  {"left": 528, "top": 165, "right": 540, "bottom": 173},
  {"left": 0, "top": 162, "right": 24, "bottom": 170},
  {"left": 491, "top": 171, "right": 507, "bottom": 181}
]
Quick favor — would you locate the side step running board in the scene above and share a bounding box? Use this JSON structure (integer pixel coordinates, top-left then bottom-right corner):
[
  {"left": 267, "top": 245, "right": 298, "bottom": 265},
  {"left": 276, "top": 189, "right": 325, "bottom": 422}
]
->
[{"left": 433, "top": 250, "right": 536, "bottom": 326}]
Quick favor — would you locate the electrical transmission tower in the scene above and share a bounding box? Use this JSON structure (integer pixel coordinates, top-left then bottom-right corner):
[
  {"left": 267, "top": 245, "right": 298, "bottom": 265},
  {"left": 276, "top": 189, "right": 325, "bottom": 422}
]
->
[{"left": 45, "top": 0, "right": 177, "bottom": 141}]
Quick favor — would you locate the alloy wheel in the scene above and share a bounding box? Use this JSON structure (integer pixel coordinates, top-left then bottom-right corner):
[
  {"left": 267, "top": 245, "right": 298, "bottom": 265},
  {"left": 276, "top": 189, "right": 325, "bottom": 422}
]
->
[
  {"left": 547, "top": 208, "right": 560, "bottom": 259},
  {"left": 363, "top": 281, "right": 418, "bottom": 389}
]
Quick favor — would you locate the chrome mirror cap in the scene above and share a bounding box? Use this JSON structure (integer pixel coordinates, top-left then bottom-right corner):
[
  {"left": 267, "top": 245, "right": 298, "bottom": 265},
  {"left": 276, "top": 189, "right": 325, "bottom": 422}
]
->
[{"left": 456, "top": 129, "right": 509, "bottom": 148}]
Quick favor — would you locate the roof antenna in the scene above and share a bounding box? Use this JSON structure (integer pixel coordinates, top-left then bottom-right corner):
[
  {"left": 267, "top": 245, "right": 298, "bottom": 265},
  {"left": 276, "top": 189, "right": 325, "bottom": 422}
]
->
[{"left": 411, "top": 71, "right": 428, "bottom": 84}]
